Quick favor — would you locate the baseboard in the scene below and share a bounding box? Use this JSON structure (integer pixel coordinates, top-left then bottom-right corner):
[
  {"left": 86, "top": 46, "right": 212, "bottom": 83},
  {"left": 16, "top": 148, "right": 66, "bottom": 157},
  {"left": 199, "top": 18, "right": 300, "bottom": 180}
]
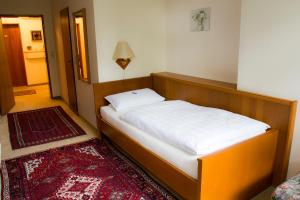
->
[
  {"left": 27, "top": 83, "right": 49, "bottom": 87},
  {"left": 52, "top": 96, "right": 62, "bottom": 100}
]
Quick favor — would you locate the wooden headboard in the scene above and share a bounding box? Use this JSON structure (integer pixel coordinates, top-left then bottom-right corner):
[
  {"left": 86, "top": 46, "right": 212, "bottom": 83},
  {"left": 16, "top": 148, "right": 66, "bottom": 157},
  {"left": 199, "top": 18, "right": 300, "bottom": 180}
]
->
[{"left": 93, "top": 72, "right": 297, "bottom": 185}]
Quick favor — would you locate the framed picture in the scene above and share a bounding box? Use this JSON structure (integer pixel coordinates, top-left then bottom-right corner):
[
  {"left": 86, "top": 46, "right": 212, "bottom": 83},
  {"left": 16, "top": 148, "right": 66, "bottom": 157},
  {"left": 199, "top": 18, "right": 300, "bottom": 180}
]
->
[
  {"left": 191, "top": 8, "right": 211, "bottom": 32},
  {"left": 31, "top": 31, "right": 42, "bottom": 41}
]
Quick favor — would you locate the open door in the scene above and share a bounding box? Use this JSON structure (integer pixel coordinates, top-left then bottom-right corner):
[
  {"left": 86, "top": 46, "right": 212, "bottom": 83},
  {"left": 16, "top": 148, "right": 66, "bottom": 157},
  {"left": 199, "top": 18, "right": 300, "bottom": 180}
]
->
[
  {"left": 60, "top": 7, "right": 78, "bottom": 114},
  {"left": 3, "top": 24, "right": 28, "bottom": 87},
  {"left": 0, "top": 19, "right": 15, "bottom": 115}
]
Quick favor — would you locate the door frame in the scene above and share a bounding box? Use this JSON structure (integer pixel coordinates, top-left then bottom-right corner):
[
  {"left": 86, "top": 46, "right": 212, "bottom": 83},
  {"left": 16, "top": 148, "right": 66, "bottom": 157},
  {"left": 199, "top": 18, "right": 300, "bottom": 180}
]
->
[
  {"left": 0, "top": 14, "right": 54, "bottom": 98},
  {"left": 59, "top": 7, "right": 78, "bottom": 114}
]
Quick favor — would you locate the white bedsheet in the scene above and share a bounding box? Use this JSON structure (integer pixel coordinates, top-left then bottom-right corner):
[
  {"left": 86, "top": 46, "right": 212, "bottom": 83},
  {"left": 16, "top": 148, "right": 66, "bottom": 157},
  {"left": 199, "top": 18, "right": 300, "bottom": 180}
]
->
[
  {"left": 101, "top": 105, "right": 200, "bottom": 179},
  {"left": 120, "top": 100, "right": 270, "bottom": 155}
]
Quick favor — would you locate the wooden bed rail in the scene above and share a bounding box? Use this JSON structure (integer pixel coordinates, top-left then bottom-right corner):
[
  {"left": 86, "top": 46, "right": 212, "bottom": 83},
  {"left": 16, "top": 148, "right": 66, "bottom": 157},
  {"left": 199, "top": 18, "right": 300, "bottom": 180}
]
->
[{"left": 198, "top": 129, "right": 278, "bottom": 200}]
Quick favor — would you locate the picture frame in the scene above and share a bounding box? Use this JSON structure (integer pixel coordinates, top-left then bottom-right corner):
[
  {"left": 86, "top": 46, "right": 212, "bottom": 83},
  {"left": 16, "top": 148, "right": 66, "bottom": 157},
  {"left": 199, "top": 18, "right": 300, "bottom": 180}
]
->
[
  {"left": 191, "top": 8, "right": 211, "bottom": 32},
  {"left": 31, "top": 30, "right": 42, "bottom": 41}
]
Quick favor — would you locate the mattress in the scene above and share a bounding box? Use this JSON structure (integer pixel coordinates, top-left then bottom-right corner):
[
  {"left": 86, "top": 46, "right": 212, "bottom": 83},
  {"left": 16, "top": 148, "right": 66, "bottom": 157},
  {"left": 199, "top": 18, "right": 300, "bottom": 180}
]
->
[
  {"left": 101, "top": 105, "right": 200, "bottom": 179},
  {"left": 120, "top": 100, "right": 270, "bottom": 155}
]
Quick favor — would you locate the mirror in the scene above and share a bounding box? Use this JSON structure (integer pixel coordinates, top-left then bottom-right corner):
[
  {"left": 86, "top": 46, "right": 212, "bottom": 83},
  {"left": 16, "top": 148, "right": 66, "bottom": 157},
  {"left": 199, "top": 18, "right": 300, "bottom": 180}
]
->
[{"left": 73, "top": 8, "right": 90, "bottom": 83}]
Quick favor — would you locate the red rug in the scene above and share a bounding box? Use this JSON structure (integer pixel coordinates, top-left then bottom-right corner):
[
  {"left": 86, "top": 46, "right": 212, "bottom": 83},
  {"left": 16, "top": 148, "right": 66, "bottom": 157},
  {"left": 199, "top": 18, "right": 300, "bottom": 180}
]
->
[
  {"left": 8, "top": 106, "right": 86, "bottom": 149},
  {"left": 1, "top": 139, "right": 176, "bottom": 200}
]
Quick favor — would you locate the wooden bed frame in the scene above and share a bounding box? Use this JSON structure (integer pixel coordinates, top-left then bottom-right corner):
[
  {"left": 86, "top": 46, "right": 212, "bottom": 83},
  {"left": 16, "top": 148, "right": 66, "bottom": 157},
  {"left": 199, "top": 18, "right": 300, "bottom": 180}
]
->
[{"left": 93, "top": 72, "right": 297, "bottom": 200}]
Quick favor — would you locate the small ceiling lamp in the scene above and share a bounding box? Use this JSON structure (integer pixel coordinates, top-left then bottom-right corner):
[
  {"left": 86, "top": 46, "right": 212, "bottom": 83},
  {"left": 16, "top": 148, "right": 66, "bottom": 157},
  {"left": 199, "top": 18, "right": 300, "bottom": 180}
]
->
[{"left": 113, "top": 41, "right": 135, "bottom": 70}]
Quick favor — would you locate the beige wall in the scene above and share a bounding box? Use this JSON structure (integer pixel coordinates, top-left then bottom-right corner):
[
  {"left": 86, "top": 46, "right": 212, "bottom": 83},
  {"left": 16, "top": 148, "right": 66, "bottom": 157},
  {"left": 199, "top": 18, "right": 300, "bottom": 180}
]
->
[
  {"left": 93, "top": 0, "right": 167, "bottom": 82},
  {"left": 53, "top": 0, "right": 166, "bottom": 126},
  {"left": 238, "top": 0, "right": 300, "bottom": 177},
  {"left": 52, "top": 0, "right": 99, "bottom": 127},
  {"left": 0, "top": 0, "right": 61, "bottom": 96},
  {"left": 166, "top": 0, "right": 241, "bottom": 83},
  {"left": 2, "top": 17, "right": 49, "bottom": 85}
]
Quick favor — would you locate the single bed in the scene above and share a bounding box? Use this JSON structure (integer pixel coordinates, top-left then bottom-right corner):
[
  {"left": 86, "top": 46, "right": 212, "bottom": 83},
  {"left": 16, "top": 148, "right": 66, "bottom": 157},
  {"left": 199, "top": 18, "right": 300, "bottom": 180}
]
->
[
  {"left": 101, "top": 99, "right": 271, "bottom": 180},
  {"left": 93, "top": 72, "right": 297, "bottom": 200}
]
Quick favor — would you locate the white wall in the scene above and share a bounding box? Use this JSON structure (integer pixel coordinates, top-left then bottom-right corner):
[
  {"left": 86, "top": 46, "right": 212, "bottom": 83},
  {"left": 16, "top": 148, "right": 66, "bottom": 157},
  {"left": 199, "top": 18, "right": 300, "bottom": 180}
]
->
[
  {"left": 93, "top": 0, "right": 167, "bottom": 82},
  {"left": 238, "top": 0, "right": 300, "bottom": 177},
  {"left": 166, "top": 0, "right": 241, "bottom": 83},
  {"left": 0, "top": 0, "right": 61, "bottom": 96},
  {"left": 2, "top": 17, "right": 49, "bottom": 85},
  {"left": 52, "top": 0, "right": 99, "bottom": 127}
]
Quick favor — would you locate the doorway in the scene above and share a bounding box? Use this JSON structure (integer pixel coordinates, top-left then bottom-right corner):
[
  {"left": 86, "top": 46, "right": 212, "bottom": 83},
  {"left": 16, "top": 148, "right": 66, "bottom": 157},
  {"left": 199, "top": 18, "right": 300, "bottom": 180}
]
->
[{"left": 0, "top": 16, "right": 53, "bottom": 102}]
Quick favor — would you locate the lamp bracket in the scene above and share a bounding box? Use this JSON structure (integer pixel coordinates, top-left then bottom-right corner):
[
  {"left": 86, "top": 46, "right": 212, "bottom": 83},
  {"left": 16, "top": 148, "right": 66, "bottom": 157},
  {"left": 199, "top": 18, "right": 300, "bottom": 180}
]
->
[{"left": 116, "top": 58, "right": 131, "bottom": 70}]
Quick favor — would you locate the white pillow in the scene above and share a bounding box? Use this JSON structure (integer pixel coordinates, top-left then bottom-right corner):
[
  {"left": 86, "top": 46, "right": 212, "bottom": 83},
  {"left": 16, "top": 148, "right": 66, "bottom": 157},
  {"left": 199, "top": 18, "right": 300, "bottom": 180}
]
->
[{"left": 105, "top": 88, "right": 165, "bottom": 112}]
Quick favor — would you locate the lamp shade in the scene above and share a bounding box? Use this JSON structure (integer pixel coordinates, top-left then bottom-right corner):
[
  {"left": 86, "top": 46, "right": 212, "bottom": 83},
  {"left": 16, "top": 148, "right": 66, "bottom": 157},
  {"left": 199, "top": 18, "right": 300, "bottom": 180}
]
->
[{"left": 113, "top": 41, "right": 135, "bottom": 60}]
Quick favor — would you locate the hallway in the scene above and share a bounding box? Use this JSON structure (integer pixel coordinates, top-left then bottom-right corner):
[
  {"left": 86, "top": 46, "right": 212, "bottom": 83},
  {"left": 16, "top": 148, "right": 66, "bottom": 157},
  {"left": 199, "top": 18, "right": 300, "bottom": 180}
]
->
[{"left": 0, "top": 85, "right": 98, "bottom": 160}]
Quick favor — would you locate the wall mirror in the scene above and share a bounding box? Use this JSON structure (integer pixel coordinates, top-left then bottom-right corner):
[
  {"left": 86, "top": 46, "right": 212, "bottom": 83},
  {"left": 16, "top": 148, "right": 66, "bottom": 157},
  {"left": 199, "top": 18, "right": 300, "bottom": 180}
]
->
[{"left": 73, "top": 8, "right": 91, "bottom": 83}]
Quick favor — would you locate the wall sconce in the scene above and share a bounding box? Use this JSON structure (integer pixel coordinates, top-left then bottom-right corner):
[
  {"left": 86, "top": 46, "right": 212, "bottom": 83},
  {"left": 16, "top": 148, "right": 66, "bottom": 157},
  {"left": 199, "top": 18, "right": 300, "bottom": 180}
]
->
[{"left": 113, "top": 41, "right": 135, "bottom": 70}]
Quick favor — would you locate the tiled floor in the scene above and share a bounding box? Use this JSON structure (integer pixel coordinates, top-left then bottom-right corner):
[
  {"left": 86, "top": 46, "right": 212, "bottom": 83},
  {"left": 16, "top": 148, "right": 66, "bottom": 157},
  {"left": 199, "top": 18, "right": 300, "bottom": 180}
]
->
[{"left": 0, "top": 84, "right": 273, "bottom": 199}]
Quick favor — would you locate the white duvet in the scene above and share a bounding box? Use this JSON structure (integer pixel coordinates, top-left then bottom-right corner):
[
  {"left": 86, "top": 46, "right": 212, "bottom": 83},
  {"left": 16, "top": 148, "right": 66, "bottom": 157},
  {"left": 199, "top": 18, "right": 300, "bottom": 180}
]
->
[{"left": 120, "top": 100, "right": 270, "bottom": 155}]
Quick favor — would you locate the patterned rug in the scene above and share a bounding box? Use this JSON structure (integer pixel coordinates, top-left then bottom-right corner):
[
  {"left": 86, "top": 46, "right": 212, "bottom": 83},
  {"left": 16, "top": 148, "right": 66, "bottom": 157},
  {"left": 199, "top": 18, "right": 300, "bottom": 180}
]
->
[
  {"left": 14, "top": 89, "right": 37, "bottom": 96},
  {"left": 8, "top": 106, "right": 86, "bottom": 149},
  {"left": 1, "top": 139, "right": 176, "bottom": 200}
]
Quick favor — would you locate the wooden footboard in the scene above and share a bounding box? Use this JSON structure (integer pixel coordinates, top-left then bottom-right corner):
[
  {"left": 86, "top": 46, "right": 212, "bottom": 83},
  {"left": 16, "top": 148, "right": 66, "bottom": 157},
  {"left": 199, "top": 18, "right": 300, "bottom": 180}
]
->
[{"left": 198, "top": 129, "right": 278, "bottom": 200}]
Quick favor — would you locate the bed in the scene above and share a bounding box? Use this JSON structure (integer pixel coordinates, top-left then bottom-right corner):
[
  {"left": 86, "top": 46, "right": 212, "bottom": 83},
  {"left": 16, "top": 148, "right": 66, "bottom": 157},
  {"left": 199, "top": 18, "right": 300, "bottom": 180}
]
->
[
  {"left": 93, "top": 72, "right": 297, "bottom": 200},
  {"left": 101, "top": 99, "right": 271, "bottom": 179}
]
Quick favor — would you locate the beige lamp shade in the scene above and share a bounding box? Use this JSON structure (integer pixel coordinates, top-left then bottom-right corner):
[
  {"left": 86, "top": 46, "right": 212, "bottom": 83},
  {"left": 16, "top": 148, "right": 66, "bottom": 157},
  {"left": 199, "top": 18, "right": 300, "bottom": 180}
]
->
[
  {"left": 113, "top": 41, "right": 135, "bottom": 60},
  {"left": 113, "top": 41, "right": 135, "bottom": 69}
]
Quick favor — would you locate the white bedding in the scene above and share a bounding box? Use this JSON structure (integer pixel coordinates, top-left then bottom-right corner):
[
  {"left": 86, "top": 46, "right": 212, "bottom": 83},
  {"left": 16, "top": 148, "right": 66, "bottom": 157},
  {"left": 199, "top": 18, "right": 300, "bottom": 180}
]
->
[
  {"left": 101, "top": 105, "right": 200, "bottom": 179},
  {"left": 120, "top": 100, "right": 270, "bottom": 155}
]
